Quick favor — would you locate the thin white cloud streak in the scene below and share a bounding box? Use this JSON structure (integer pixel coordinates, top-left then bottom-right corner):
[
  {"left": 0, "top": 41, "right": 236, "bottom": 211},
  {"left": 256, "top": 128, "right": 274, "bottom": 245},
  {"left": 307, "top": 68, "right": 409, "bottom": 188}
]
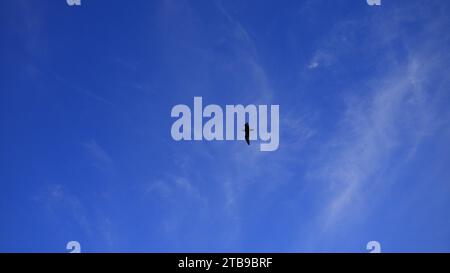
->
[
  {"left": 212, "top": 1, "right": 311, "bottom": 227},
  {"left": 307, "top": 61, "right": 319, "bottom": 69},
  {"left": 285, "top": 4, "right": 450, "bottom": 253},
  {"left": 308, "top": 9, "right": 450, "bottom": 240},
  {"left": 215, "top": 1, "right": 274, "bottom": 103},
  {"left": 34, "top": 184, "right": 92, "bottom": 236},
  {"left": 83, "top": 139, "right": 114, "bottom": 172},
  {"left": 307, "top": 51, "right": 336, "bottom": 70},
  {"left": 298, "top": 56, "right": 449, "bottom": 252},
  {"left": 147, "top": 174, "right": 207, "bottom": 207},
  {"left": 152, "top": 2, "right": 317, "bottom": 247},
  {"left": 33, "top": 184, "right": 121, "bottom": 251},
  {"left": 321, "top": 65, "right": 426, "bottom": 226}
]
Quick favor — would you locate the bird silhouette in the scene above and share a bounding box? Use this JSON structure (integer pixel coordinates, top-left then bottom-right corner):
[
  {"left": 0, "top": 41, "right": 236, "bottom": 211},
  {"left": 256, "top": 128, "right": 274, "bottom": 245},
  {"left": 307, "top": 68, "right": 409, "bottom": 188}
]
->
[{"left": 244, "top": 122, "right": 251, "bottom": 145}]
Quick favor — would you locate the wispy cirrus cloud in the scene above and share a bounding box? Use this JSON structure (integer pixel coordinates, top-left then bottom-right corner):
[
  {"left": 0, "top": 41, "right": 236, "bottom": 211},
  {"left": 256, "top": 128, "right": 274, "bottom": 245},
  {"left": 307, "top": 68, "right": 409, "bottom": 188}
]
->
[
  {"left": 83, "top": 139, "right": 114, "bottom": 172},
  {"left": 34, "top": 184, "right": 92, "bottom": 236},
  {"left": 306, "top": 2, "right": 450, "bottom": 241},
  {"left": 319, "top": 59, "right": 432, "bottom": 226},
  {"left": 307, "top": 51, "right": 336, "bottom": 70},
  {"left": 144, "top": 1, "right": 317, "bottom": 249}
]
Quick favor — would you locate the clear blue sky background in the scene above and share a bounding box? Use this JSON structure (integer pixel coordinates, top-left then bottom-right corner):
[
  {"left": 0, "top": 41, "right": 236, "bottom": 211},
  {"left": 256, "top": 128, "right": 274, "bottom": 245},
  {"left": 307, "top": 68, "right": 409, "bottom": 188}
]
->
[{"left": 1, "top": 0, "right": 450, "bottom": 252}]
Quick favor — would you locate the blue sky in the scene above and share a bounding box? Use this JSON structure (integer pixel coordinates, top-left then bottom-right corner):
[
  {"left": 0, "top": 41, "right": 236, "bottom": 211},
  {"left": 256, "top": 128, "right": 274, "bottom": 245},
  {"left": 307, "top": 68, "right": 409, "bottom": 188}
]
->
[{"left": 1, "top": 0, "right": 450, "bottom": 252}]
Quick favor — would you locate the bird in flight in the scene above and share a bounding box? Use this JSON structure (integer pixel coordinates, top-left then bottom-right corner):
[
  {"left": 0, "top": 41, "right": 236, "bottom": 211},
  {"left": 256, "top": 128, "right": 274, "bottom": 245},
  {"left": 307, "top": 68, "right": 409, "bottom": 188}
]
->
[{"left": 244, "top": 122, "right": 253, "bottom": 145}]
